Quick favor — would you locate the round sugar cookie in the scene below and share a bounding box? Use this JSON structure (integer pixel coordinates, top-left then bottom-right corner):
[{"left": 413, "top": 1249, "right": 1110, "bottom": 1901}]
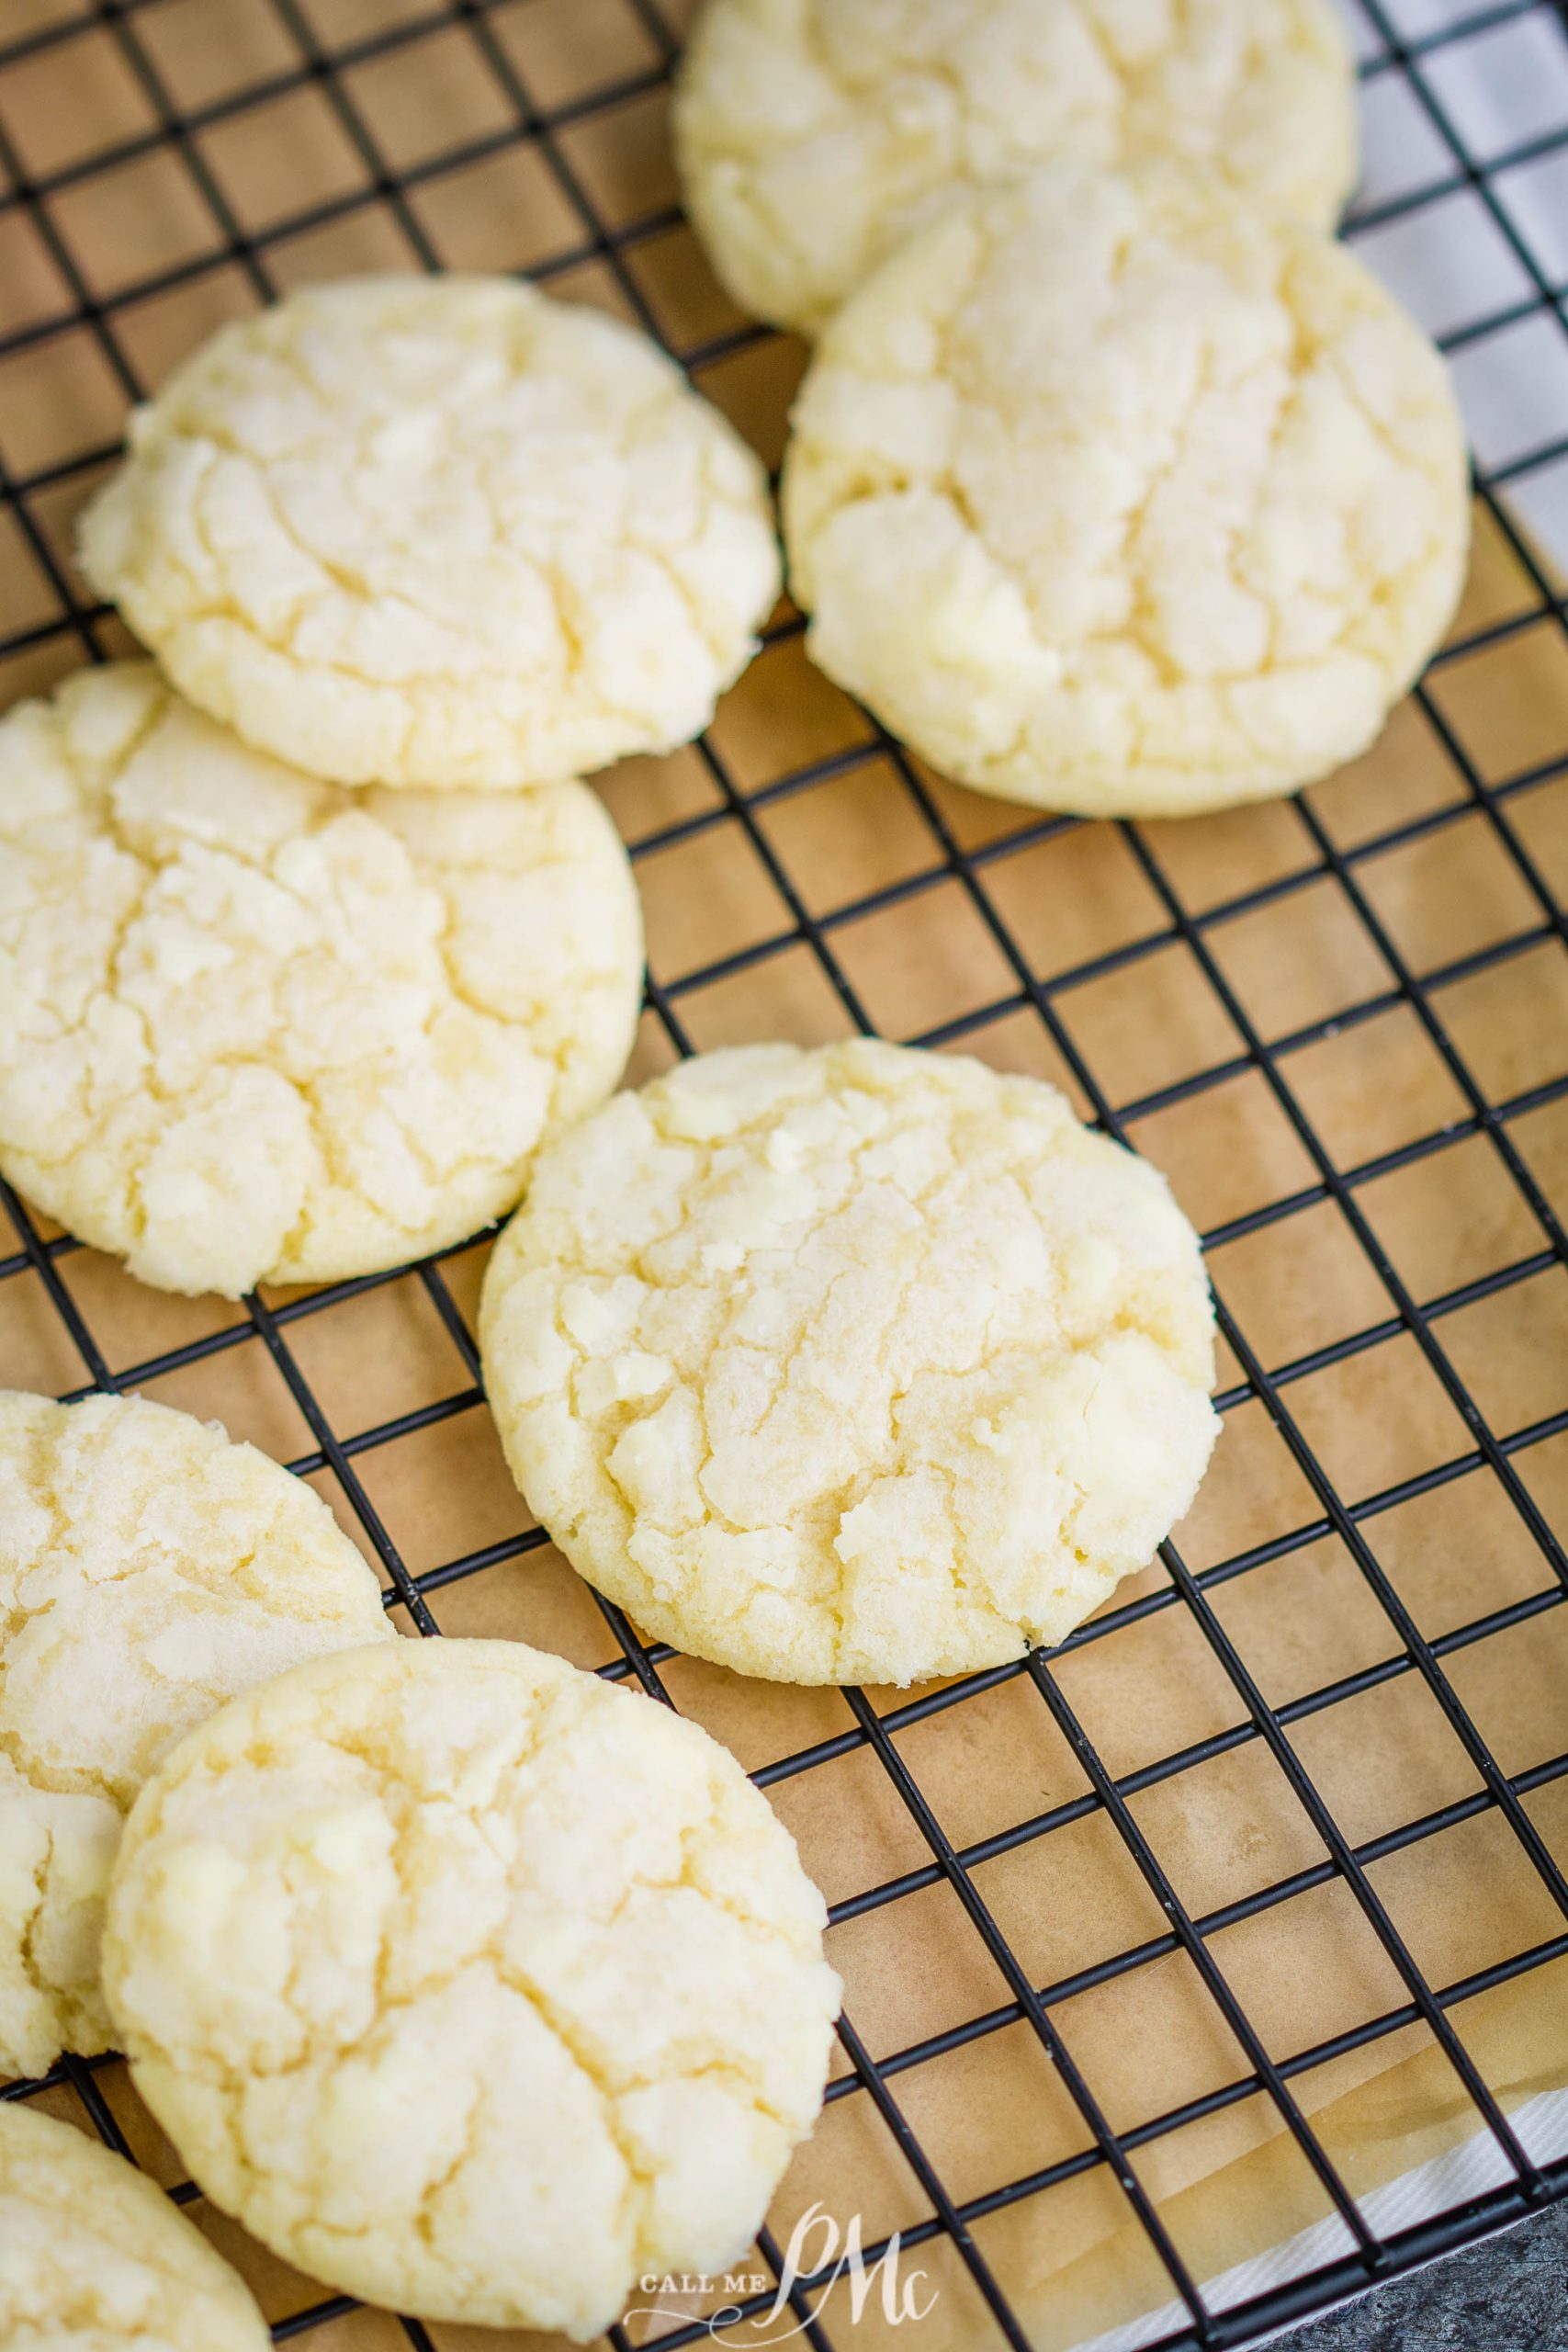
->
[
  {"left": 0, "top": 1389, "right": 394, "bottom": 2083},
  {"left": 0, "top": 662, "right": 643, "bottom": 1298},
  {"left": 782, "top": 162, "right": 1471, "bottom": 818},
  {"left": 79, "top": 276, "right": 781, "bottom": 790},
  {"left": 102, "top": 1638, "right": 840, "bottom": 2338},
  {"left": 479, "top": 1040, "right": 1219, "bottom": 1687},
  {"left": 0, "top": 2101, "right": 269, "bottom": 2350},
  {"left": 674, "top": 0, "right": 1359, "bottom": 336}
]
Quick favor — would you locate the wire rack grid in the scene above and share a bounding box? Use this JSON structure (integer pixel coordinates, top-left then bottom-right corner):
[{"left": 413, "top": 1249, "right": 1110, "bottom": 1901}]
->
[{"left": 0, "top": 1, "right": 1567, "bottom": 2348}]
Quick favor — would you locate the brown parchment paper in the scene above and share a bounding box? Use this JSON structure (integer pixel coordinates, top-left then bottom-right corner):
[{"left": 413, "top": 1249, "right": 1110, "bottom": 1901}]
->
[{"left": 4, "top": 7, "right": 1568, "bottom": 2349}]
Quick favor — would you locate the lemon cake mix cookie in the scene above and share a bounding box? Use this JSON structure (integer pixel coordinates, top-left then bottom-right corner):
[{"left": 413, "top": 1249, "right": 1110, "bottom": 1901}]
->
[
  {"left": 79, "top": 276, "right": 780, "bottom": 790},
  {"left": 0, "top": 2100, "right": 270, "bottom": 2350},
  {"left": 675, "top": 0, "right": 1359, "bottom": 336},
  {"left": 0, "top": 1388, "right": 393, "bottom": 2082},
  {"left": 0, "top": 662, "right": 643, "bottom": 1298},
  {"left": 103, "top": 1637, "right": 840, "bottom": 2336},
  {"left": 783, "top": 161, "right": 1471, "bottom": 819},
  {"left": 480, "top": 1041, "right": 1218, "bottom": 1687}
]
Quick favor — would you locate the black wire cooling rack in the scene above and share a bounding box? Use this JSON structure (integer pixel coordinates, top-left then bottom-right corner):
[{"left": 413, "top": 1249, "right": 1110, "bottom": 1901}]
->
[{"left": 2, "top": 1, "right": 1568, "bottom": 2347}]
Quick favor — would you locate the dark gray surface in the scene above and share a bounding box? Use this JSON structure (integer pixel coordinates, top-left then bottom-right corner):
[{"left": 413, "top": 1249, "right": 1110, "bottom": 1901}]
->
[{"left": 1278, "top": 2205, "right": 1568, "bottom": 2350}]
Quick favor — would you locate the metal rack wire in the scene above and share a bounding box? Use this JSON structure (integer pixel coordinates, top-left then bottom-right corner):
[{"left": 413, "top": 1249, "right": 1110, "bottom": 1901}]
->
[{"left": 1, "top": 0, "right": 1567, "bottom": 2346}]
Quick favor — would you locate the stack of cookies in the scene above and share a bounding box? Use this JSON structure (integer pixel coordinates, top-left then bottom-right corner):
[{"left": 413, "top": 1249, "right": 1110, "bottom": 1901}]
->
[
  {"left": 2, "top": 276, "right": 764, "bottom": 1301},
  {"left": 0, "top": 1396, "right": 841, "bottom": 2337},
  {"left": 680, "top": 0, "right": 1471, "bottom": 819},
  {"left": 0, "top": 0, "right": 1472, "bottom": 2337}
]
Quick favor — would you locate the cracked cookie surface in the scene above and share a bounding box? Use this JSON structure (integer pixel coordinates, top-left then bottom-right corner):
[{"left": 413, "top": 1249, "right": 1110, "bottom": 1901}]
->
[
  {"left": 103, "top": 1637, "right": 840, "bottom": 2336},
  {"left": 479, "top": 1041, "right": 1219, "bottom": 1686},
  {"left": 0, "top": 1389, "right": 392, "bottom": 2083},
  {"left": 0, "top": 2099, "right": 270, "bottom": 2349},
  {"left": 79, "top": 276, "right": 781, "bottom": 789},
  {"left": 675, "top": 0, "right": 1358, "bottom": 336},
  {"left": 0, "top": 662, "right": 643, "bottom": 1297},
  {"left": 783, "top": 161, "right": 1470, "bottom": 817}
]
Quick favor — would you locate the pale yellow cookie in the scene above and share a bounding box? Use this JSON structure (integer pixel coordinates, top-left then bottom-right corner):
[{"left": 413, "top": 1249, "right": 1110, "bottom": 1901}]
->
[
  {"left": 78, "top": 277, "right": 780, "bottom": 790},
  {"left": 0, "top": 662, "right": 643, "bottom": 1297},
  {"left": 675, "top": 0, "right": 1359, "bottom": 336},
  {"left": 479, "top": 1041, "right": 1218, "bottom": 1686},
  {"left": 0, "top": 1389, "right": 394, "bottom": 2083},
  {"left": 103, "top": 1637, "right": 840, "bottom": 2337},
  {"left": 0, "top": 2100, "right": 269, "bottom": 2350},
  {"left": 783, "top": 162, "right": 1471, "bottom": 817}
]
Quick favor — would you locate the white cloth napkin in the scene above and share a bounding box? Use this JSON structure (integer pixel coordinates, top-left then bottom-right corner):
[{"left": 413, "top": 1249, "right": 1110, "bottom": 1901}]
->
[{"left": 1341, "top": 0, "right": 1568, "bottom": 571}]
